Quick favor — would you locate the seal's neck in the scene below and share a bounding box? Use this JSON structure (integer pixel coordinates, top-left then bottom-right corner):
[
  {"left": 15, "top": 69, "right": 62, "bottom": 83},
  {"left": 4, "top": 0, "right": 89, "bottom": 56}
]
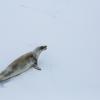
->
[{"left": 32, "top": 48, "right": 42, "bottom": 59}]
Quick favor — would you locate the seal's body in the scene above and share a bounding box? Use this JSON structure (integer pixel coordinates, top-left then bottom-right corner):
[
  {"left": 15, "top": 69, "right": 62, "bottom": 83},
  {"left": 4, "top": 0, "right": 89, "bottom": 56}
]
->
[{"left": 0, "top": 46, "right": 47, "bottom": 81}]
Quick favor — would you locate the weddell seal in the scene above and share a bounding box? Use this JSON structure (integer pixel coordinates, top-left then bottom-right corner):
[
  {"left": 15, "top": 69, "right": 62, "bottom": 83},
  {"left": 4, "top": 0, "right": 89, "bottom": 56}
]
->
[{"left": 0, "top": 45, "right": 47, "bottom": 82}]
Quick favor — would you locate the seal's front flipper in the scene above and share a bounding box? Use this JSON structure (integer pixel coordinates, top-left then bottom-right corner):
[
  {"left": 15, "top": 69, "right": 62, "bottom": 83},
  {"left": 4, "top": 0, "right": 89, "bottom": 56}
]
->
[{"left": 33, "top": 66, "right": 41, "bottom": 70}]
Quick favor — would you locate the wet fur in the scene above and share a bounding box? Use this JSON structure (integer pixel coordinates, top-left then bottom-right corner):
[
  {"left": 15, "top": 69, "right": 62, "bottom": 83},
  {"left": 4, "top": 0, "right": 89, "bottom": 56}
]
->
[
  {"left": 0, "top": 45, "right": 47, "bottom": 82},
  {"left": 0, "top": 52, "right": 37, "bottom": 81}
]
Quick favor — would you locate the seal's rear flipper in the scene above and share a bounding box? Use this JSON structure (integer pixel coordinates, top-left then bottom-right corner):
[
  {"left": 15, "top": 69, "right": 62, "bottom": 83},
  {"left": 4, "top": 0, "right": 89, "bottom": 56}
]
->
[
  {"left": 0, "top": 81, "right": 5, "bottom": 87},
  {"left": 0, "top": 80, "right": 7, "bottom": 87},
  {"left": 0, "top": 78, "right": 12, "bottom": 87}
]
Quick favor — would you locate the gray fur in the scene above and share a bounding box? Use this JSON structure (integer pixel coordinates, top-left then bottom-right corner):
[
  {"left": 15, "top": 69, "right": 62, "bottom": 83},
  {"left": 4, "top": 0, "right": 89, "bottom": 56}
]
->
[{"left": 0, "top": 45, "right": 47, "bottom": 81}]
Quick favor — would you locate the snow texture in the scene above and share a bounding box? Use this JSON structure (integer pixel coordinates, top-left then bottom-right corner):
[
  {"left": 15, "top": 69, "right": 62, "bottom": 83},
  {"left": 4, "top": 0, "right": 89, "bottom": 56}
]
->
[{"left": 0, "top": 0, "right": 100, "bottom": 100}]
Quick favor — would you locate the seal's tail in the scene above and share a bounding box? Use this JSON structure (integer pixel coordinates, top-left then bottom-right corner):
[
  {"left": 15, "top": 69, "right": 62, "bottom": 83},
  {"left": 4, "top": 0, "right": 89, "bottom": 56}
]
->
[
  {"left": 0, "top": 74, "right": 5, "bottom": 87},
  {"left": 0, "top": 74, "right": 4, "bottom": 81},
  {"left": 0, "top": 73, "right": 10, "bottom": 87}
]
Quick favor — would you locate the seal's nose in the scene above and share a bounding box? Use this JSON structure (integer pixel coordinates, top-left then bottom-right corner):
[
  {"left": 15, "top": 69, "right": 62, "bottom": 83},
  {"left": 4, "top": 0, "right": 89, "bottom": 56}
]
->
[
  {"left": 40, "top": 45, "right": 47, "bottom": 50},
  {"left": 44, "top": 46, "right": 47, "bottom": 49}
]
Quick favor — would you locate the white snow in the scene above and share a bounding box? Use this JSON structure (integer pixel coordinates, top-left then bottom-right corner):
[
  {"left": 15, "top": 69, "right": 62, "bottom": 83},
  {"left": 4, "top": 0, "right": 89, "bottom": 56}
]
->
[{"left": 0, "top": 0, "right": 100, "bottom": 100}]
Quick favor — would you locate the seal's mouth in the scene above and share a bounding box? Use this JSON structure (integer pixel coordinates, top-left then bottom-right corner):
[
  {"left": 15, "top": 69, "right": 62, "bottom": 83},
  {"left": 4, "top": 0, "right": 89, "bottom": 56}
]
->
[{"left": 40, "top": 45, "right": 47, "bottom": 50}]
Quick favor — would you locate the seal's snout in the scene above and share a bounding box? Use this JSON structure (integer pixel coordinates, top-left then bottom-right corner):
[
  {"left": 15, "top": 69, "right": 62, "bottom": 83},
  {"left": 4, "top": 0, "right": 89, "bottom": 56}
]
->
[{"left": 40, "top": 45, "right": 47, "bottom": 50}]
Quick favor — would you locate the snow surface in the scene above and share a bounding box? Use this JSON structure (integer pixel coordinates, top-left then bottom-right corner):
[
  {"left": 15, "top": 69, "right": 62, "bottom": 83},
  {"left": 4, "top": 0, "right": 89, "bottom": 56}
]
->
[{"left": 0, "top": 0, "right": 100, "bottom": 100}]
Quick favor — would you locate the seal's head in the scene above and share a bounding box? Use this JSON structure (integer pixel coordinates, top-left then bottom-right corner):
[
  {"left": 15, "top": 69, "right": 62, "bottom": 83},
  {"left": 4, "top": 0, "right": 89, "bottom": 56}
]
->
[
  {"left": 33, "top": 45, "right": 47, "bottom": 59},
  {"left": 39, "top": 45, "right": 47, "bottom": 51}
]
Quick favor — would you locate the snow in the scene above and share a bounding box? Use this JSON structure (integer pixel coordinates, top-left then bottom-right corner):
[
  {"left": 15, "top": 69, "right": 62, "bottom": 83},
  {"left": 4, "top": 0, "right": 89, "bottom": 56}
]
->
[{"left": 0, "top": 0, "right": 100, "bottom": 100}]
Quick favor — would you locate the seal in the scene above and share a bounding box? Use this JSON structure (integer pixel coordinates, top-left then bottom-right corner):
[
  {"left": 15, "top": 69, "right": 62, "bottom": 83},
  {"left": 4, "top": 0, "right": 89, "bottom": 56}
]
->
[{"left": 0, "top": 45, "right": 47, "bottom": 82}]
